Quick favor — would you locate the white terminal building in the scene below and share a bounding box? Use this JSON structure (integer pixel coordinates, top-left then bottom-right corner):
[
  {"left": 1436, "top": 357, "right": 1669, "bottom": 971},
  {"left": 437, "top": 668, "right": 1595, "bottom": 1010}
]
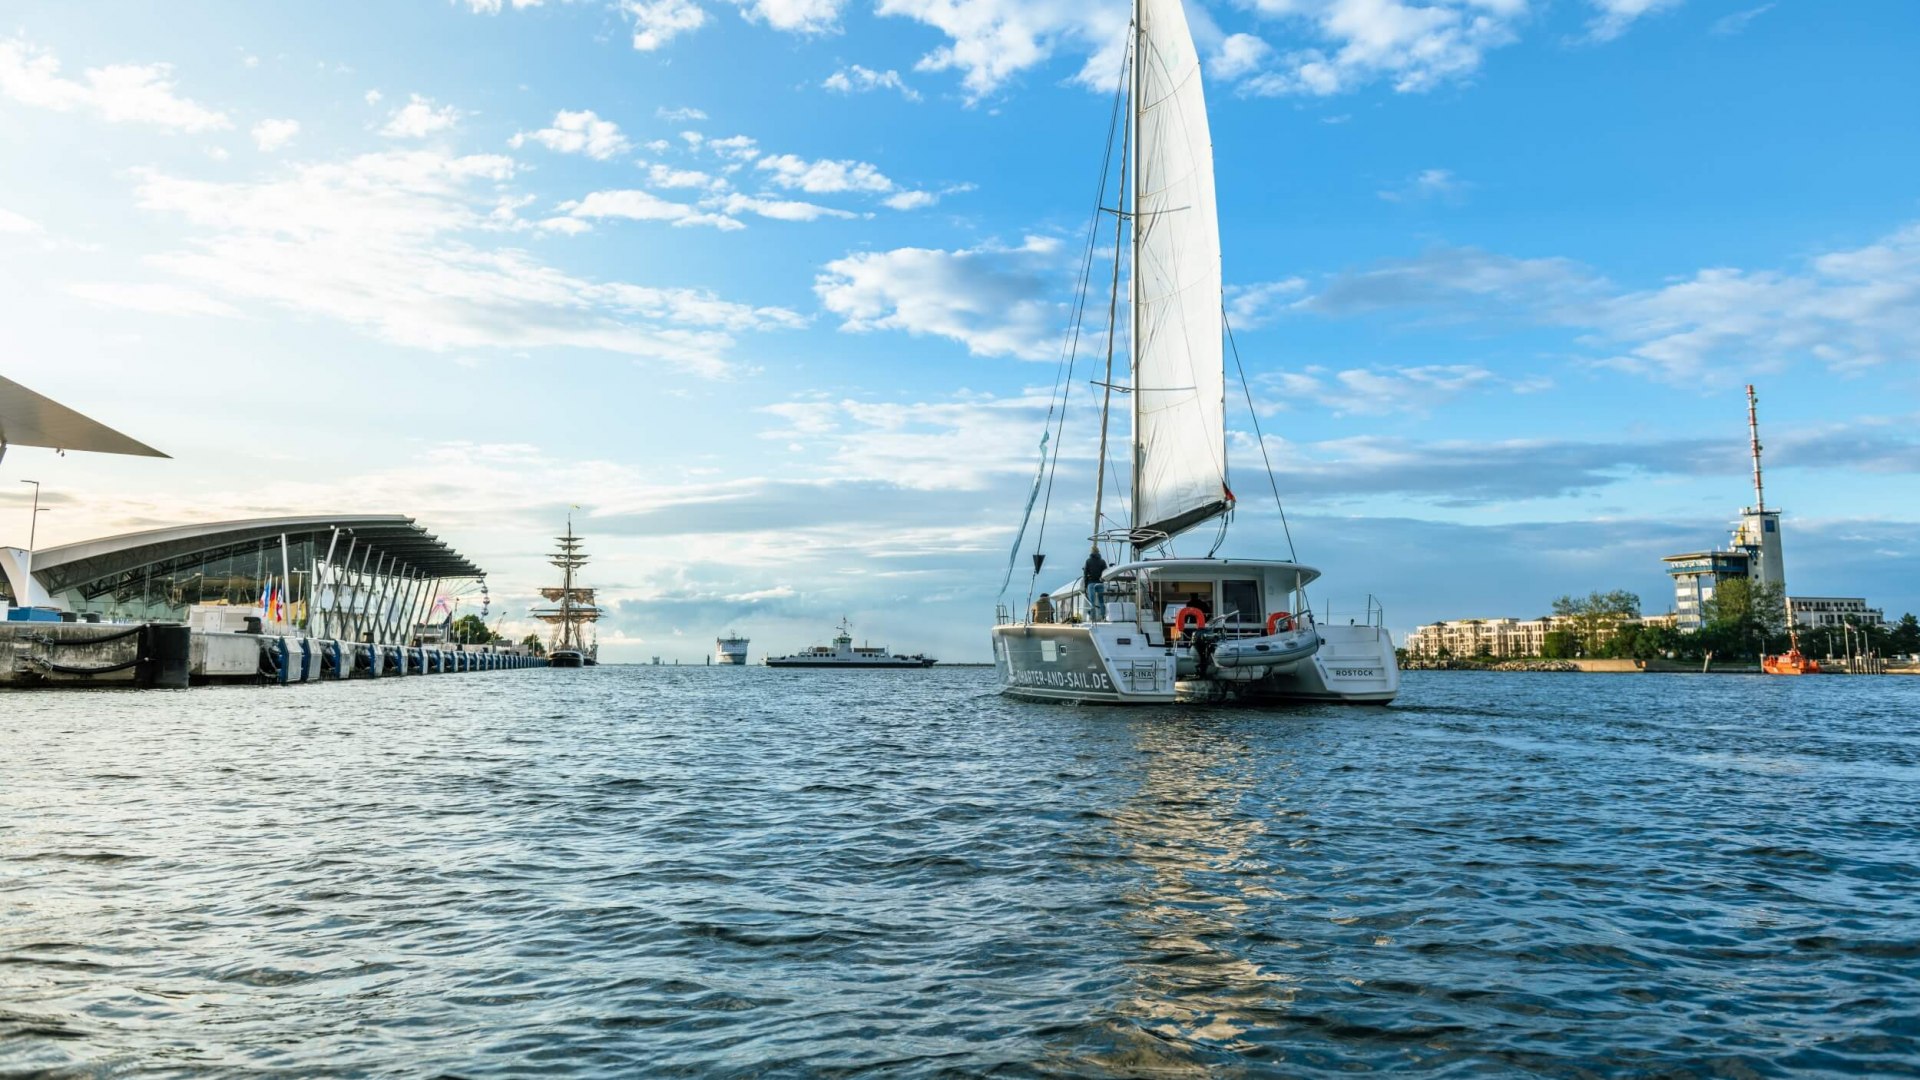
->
[{"left": 1663, "top": 385, "right": 1880, "bottom": 632}]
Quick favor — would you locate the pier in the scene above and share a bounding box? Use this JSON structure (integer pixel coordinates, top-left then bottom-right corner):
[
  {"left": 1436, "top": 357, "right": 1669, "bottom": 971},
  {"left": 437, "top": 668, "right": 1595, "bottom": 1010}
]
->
[
  {"left": 3, "top": 513, "right": 547, "bottom": 690},
  {"left": 0, "top": 619, "right": 545, "bottom": 689}
]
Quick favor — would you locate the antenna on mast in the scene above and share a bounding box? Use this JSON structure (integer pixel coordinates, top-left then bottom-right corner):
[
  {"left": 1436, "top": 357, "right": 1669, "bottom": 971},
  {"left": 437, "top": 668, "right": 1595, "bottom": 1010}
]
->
[{"left": 1747, "top": 384, "right": 1766, "bottom": 514}]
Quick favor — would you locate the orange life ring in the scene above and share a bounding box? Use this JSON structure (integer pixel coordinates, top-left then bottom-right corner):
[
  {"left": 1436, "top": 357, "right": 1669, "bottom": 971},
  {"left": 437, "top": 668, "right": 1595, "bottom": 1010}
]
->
[
  {"left": 1266, "top": 611, "right": 1294, "bottom": 635},
  {"left": 1173, "top": 606, "right": 1206, "bottom": 639}
]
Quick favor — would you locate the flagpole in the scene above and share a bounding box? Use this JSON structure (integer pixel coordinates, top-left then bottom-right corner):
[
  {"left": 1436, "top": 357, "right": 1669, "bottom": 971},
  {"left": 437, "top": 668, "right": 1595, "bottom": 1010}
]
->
[{"left": 280, "top": 533, "right": 293, "bottom": 634}]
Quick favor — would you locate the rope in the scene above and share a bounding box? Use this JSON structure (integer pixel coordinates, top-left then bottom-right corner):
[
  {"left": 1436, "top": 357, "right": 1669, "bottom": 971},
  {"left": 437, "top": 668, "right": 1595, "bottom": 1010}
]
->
[
  {"left": 1018, "top": 34, "right": 1132, "bottom": 610},
  {"left": 1224, "top": 308, "right": 1298, "bottom": 564}
]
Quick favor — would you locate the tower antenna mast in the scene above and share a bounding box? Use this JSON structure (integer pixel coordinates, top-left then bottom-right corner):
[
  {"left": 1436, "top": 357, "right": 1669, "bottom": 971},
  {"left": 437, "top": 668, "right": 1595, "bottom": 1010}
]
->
[{"left": 1747, "top": 384, "right": 1766, "bottom": 514}]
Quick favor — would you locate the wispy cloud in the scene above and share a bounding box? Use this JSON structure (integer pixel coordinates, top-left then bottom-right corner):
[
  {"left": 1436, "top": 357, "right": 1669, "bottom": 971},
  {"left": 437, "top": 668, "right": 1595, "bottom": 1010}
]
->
[
  {"left": 1289, "top": 222, "right": 1920, "bottom": 383},
  {"left": 1585, "top": 0, "right": 1686, "bottom": 43},
  {"left": 0, "top": 36, "right": 230, "bottom": 132},
  {"left": 126, "top": 149, "right": 802, "bottom": 373},
  {"left": 1710, "top": 4, "right": 1774, "bottom": 36},
  {"left": 1378, "top": 167, "right": 1467, "bottom": 203},
  {"left": 823, "top": 65, "right": 921, "bottom": 101},
  {"left": 815, "top": 236, "right": 1067, "bottom": 360}
]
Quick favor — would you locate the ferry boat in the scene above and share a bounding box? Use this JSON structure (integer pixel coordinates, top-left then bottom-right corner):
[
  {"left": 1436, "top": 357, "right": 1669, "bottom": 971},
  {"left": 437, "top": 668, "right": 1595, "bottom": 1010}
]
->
[
  {"left": 765, "top": 619, "right": 935, "bottom": 668},
  {"left": 714, "top": 633, "right": 749, "bottom": 665},
  {"left": 986, "top": 0, "right": 1398, "bottom": 706},
  {"left": 532, "top": 516, "right": 601, "bottom": 668}
]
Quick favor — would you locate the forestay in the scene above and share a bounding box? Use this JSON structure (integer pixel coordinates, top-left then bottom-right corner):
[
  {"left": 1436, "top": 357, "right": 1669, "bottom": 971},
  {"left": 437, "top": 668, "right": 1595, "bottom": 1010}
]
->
[{"left": 1130, "top": 0, "right": 1228, "bottom": 547}]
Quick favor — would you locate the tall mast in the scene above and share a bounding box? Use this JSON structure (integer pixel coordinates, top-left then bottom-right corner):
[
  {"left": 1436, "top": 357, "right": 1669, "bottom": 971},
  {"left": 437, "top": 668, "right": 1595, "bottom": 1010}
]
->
[
  {"left": 1091, "top": 24, "right": 1132, "bottom": 545},
  {"left": 562, "top": 515, "right": 574, "bottom": 648},
  {"left": 1746, "top": 384, "right": 1766, "bottom": 514},
  {"left": 1128, "top": 0, "right": 1144, "bottom": 550}
]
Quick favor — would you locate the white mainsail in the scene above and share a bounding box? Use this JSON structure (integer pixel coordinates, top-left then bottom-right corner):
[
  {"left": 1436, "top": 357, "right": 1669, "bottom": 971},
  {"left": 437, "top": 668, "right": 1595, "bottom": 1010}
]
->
[{"left": 1130, "top": 0, "right": 1229, "bottom": 546}]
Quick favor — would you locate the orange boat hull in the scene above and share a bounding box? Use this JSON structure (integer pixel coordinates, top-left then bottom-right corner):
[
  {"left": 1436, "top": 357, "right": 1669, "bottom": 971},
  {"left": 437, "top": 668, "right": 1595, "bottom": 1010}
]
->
[{"left": 1762, "top": 650, "right": 1822, "bottom": 675}]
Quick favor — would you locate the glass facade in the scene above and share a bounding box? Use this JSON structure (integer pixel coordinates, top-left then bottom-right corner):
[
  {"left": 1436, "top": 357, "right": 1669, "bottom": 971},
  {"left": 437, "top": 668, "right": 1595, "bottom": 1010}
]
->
[
  {"left": 48, "top": 536, "right": 318, "bottom": 624},
  {"left": 41, "top": 532, "right": 462, "bottom": 642}
]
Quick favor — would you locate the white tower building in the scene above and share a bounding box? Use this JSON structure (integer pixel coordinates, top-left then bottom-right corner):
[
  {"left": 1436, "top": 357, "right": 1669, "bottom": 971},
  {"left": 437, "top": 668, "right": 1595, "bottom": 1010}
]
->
[{"left": 1730, "top": 384, "right": 1785, "bottom": 593}]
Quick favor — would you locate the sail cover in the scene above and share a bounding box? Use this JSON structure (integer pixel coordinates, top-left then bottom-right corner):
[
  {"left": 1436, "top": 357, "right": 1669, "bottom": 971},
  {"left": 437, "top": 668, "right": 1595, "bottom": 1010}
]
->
[{"left": 1131, "top": 0, "right": 1228, "bottom": 546}]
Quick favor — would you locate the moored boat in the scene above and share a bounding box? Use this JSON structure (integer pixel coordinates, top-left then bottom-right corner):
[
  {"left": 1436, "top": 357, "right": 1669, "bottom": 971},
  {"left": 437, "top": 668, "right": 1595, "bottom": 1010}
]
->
[
  {"left": 532, "top": 516, "right": 601, "bottom": 668},
  {"left": 1762, "top": 632, "right": 1822, "bottom": 675}
]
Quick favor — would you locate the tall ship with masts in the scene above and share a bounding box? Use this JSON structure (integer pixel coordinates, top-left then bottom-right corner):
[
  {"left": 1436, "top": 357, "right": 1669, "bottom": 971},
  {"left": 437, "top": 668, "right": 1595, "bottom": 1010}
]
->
[
  {"left": 532, "top": 516, "right": 602, "bottom": 668},
  {"left": 989, "top": 0, "right": 1398, "bottom": 705}
]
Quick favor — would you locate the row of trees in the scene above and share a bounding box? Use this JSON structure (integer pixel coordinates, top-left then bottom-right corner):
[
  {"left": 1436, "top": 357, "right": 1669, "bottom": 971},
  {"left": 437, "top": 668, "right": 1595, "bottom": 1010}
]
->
[
  {"left": 1425, "top": 584, "right": 1920, "bottom": 665},
  {"left": 449, "top": 614, "right": 547, "bottom": 657}
]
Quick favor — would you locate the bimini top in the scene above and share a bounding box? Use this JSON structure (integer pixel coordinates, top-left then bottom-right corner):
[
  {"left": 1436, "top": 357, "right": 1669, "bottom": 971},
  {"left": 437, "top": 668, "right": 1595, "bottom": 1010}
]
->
[
  {"left": 27, "top": 514, "right": 484, "bottom": 595},
  {"left": 0, "top": 375, "right": 168, "bottom": 458},
  {"left": 1105, "top": 558, "right": 1322, "bottom": 591}
]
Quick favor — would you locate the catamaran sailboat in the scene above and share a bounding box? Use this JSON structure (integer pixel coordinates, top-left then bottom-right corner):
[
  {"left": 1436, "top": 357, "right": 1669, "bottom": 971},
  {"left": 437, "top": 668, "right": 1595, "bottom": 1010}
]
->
[{"left": 990, "top": 0, "right": 1398, "bottom": 705}]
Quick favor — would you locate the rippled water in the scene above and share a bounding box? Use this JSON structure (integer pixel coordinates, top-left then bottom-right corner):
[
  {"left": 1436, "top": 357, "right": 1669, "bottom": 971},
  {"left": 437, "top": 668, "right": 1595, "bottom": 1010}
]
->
[{"left": 3, "top": 668, "right": 1918, "bottom": 1076}]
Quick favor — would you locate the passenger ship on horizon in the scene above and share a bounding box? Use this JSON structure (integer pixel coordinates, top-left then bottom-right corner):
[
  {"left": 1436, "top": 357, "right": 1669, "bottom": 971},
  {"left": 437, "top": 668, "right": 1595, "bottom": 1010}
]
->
[{"left": 714, "top": 633, "right": 749, "bottom": 665}]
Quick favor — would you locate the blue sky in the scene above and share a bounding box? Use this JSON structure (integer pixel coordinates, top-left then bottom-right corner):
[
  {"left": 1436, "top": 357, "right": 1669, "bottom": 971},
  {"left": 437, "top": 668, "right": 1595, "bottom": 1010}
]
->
[{"left": 1, "top": 0, "right": 1915, "bottom": 661}]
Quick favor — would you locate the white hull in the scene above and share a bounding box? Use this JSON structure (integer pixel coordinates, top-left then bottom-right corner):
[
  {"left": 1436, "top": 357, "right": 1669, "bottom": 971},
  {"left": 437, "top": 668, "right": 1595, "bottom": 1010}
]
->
[{"left": 993, "top": 621, "right": 1396, "bottom": 705}]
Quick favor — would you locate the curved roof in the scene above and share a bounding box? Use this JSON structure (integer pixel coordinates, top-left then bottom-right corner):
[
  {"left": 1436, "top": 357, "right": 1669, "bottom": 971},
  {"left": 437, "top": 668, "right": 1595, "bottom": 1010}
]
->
[
  {"left": 0, "top": 375, "right": 168, "bottom": 457},
  {"left": 30, "top": 514, "right": 484, "bottom": 594}
]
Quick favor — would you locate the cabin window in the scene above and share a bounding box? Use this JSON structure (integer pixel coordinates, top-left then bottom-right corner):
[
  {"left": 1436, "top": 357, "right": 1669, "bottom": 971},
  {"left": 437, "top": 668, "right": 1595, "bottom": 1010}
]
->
[
  {"left": 1220, "top": 580, "right": 1261, "bottom": 625},
  {"left": 1156, "top": 581, "right": 1216, "bottom": 621}
]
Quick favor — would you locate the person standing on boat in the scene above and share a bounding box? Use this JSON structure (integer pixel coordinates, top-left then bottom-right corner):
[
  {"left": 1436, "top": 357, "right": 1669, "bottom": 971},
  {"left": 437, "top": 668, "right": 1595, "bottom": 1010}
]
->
[{"left": 1083, "top": 546, "right": 1108, "bottom": 622}]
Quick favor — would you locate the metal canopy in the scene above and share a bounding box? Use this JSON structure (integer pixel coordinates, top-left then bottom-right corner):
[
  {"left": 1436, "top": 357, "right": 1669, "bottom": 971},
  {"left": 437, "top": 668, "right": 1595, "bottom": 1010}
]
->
[
  {"left": 28, "top": 513, "right": 485, "bottom": 596},
  {"left": 0, "top": 375, "right": 168, "bottom": 458}
]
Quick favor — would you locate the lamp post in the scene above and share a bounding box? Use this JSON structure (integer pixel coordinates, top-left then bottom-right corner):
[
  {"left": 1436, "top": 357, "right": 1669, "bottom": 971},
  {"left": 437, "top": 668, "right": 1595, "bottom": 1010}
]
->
[{"left": 19, "top": 480, "right": 48, "bottom": 607}]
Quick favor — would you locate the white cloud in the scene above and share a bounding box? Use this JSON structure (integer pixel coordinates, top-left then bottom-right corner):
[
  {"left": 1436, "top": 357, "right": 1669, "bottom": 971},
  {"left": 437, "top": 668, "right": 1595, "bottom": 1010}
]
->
[
  {"left": 1586, "top": 0, "right": 1685, "bottom": 42},
  {"left": 718, "top": 193, "right": 856, "bottom": 222},
  {"left": 1710, "top": 4, "right": 1773, "bottom": 35},
  {"left": 511, "top": 109, "right": 632, "bottom": 160},
  {"left": 0, "top": 36, "right": 231, "bottom": 132},
  {"left": 815, "top": 236, "right": 1067, "bottom": 360},
  {"left": 381, "top": 93, "right": 463, "bottom": 138},
  {"left": 735, "top": 0, "right": 844, "bottom": 33},
  {"left": 462, "top": 0, "right": 545, "bottom": 11},
  {"left": 562, "top": 188, "right": 744, "bottom": 230},
  {"left": 1209, "top": 33, "right": 1272, "bottom": 80},
  {"left": 755, "top": 153, "right": 894, "bottom": 194},
  {"left": 1378, "top": 167, "right": 1466, "bottom": 202},
  {"left": 251, "top": 117, "right": 300, "bottom": 152},
  {"left": 757, "top": 392, "right": 1057, "bottom": 489},
  {"left": 1224, "top": 278, "right": 1309, "bottom": 328},
  {"left": 1293, "top": 222, "right": 1920, "bottom": 382},
  {"left": 1239, "top": 0, "right": 1526, "bottom": 97},
  {"left": 126, "top": 149, "right": 799, "bottom": 374},
  {"left": 873, "top": 0, "right": 1120, "bottom": 100},
  {"left": 643, "top": 163, "right": 726, "bottom": 190},
  {"left": 656, "top": 105, "right": 707, "bottom": 122},
  {"left": 822, "top": 65, "right": 921, "bottom": 101},
  {"left": 882, "top": 190, "right": 937, "bottom": 211},
  {"left": 1266, "top": 364, "right": 1502, "bottom": 416},
  {"left": 625, "top": 0, "right": 708, "bottom": 50},
  {"left": 706, "top": 134, "right": 760, "bottom": 161},
  {"left": 364, "top": 88, "right": 383, "bottom": 105}
]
